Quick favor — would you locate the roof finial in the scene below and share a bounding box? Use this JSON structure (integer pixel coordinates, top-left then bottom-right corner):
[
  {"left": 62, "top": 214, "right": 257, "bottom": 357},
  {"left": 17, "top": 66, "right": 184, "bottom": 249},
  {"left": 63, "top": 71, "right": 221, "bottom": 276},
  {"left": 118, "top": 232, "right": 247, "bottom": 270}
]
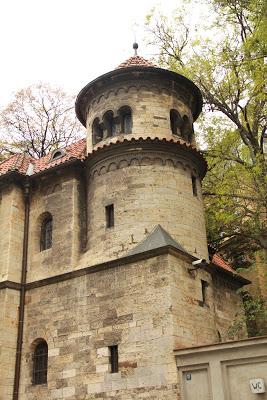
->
[{"left": 133, "top": 42, "right": 138, "bottom": 56}]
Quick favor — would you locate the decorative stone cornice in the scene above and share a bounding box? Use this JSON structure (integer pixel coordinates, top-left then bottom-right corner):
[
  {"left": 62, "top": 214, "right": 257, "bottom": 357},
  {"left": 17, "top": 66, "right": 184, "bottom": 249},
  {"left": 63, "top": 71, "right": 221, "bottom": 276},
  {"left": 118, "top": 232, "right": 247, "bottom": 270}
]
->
[
  {"left": 76, "top": 67, "right": 203, "bottom": 126},
  {"left": 86, "top": 137, "right": 207, "bottom": 180}
]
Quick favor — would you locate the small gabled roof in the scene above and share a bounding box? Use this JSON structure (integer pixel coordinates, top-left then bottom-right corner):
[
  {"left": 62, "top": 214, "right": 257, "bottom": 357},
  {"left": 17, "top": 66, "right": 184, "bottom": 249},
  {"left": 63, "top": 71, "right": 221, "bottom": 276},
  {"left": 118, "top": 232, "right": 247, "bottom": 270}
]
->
[{"left": 126, "top": 224, "right": 187, "bottom": 257}]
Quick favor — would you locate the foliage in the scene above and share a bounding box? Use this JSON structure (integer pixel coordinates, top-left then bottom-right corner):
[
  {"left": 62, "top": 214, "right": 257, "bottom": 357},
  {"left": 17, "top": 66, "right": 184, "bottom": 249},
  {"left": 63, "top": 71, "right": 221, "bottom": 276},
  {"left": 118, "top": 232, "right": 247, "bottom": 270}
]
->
[
  {"left": 0, "top": 83, "right": 84, "bottom": 159},
  {"left": 227, "top": 291, "right": 267, "bottom": 338},
  {"left": 146, "top": 0, "right": 267, "bottom": 261}
]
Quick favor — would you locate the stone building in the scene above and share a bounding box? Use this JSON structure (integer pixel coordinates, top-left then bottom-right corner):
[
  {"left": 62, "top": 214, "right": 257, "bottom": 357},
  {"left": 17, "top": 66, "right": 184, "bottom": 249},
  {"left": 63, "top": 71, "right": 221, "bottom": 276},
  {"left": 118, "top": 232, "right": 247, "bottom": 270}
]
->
[{"left": 1, "top": 47, "right": 265, "bottom": 400}]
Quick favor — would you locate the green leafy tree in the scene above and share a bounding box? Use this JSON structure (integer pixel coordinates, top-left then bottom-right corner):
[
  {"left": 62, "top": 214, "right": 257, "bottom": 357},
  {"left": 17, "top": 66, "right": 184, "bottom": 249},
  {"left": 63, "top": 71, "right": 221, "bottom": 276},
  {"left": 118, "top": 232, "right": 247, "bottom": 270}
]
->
[{"left": 146, "top": 0, "right": 267, "bottom": 263}]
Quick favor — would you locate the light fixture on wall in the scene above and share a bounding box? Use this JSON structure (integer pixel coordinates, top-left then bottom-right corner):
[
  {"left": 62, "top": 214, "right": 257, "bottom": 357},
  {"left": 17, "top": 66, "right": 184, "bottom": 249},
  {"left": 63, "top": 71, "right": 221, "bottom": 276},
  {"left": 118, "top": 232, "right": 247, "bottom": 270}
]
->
[{"left": 188, "top": 258, "right": 206, "bottom": 273}]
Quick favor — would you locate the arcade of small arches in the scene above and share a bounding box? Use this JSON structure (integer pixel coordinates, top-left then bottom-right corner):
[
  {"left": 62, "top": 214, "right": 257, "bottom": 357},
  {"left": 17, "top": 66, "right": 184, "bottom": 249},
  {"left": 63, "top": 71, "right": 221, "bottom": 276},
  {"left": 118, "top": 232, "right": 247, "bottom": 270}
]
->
[
  {"left": 92, "top": 106, "right": 132, "bottom": 145},
  {"left": 170, "top": 109, "right": 194, "bottom": 142},
  {"left": 92, "top": 106, "right": 194, "bottom": 146}
]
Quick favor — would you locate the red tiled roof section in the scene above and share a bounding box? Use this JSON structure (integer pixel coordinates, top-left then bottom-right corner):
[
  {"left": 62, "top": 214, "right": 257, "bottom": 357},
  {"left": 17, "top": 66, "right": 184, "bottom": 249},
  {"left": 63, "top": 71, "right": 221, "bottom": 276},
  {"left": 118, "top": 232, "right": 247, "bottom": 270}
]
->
[
  {"left": 117, "top": 55, "right": 156, "bottom": 69},
  {"left": 212, "top": 253, "right": 236, "bottom": 273},
  {"left": 34, "top": 138, "right": 86, "bottom": 173},
  {"left": 0, "top": 138, "right": 87, "bottom": 178},
  {"left": 0, "top": 153, "right": 33, "bottom": 177}
]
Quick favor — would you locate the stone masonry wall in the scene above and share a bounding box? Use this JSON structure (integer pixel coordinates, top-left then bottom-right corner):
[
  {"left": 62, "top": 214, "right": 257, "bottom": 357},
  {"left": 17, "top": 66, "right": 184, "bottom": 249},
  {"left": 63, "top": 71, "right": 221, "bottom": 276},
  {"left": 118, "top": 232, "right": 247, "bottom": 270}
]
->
[
  {"left": 27, "top": 170, "right": 82, "bottom": 282},
  {"left": 19, "top": 252, "right": 246, "bottom": 399},
  {"left": 82, "top": 150, "right": 209, "bottom": 268},
  {"left": 21, "top": 255, "right": 180, "bottom": 400},
  {"left": 0, "top": 184, "right": 24, "bottom": 283},
  {"left": 86, "top": 82, "right": 194, "bottom": 153},
  {"left": 0, "top": 288, "right": 20, "bottom": 400},
  {"left": 213, "top": 273, "right": 247, "bottom": 340},
  {"left": 168, "top": 254, "right": 246, "bottom": 347}
]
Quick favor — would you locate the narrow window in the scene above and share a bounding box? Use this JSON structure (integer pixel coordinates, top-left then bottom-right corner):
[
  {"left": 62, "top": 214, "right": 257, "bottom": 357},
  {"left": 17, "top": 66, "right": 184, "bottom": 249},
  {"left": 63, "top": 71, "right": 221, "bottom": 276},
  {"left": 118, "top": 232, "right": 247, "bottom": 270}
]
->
[
  {"left": 33, "top": 340, "right": 48, "bottom": 385},
  {"left": 191, "top": 175, "right": 198, "bottom": 197},
  {"left": 105, "top": 204, "right": 114, "bottom": 228},
  {"left": 40, "top": 214, "right": 52, "bottom": 251},
  {"left": 119, "top": 106, "right": 132, "bottom": 134},
  {"left": 199, "top": 280, "right": 208, "bottom": 306},
  {"left": 170, "top": 109, "right": 182, "bottom": 136},
  {"left": 109, "top": 345, "right": 118, "bottom": 373},
  {"left": 181, "top": 115, "right": 193, "bottom": 141},
  {"left": 92, "top": 118, "right": 103, "bottom": 145},
  {"left": 103, "top": 111, "right": 116, "bottom": 137}
]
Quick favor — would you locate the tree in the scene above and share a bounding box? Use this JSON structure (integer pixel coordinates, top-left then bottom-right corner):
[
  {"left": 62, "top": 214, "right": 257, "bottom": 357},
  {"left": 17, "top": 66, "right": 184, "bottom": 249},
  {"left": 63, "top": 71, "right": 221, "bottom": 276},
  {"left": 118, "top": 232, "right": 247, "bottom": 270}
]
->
[
  {"left": 146, "top": 0, "right": 267, "bottom": 263},
  {"left": 0, "top": 140, "right": 8, "bottom": 163},
  {"left": 0, "top": 83, "right": 84, "bottom": 159}
]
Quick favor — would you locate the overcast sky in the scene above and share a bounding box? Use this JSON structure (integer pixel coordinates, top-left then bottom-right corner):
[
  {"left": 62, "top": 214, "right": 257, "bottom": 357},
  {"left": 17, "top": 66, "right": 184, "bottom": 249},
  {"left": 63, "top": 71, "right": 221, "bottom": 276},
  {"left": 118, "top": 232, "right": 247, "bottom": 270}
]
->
[{"left": 0, "top": 0, "right": 180, "bottom": 107}]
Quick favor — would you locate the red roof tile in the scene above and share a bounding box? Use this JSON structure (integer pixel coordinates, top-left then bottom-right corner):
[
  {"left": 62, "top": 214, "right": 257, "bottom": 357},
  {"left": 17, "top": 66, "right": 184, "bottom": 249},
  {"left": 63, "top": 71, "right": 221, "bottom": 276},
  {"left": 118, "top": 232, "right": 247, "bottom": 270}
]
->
[
  {"left": 0, "top": 138, "right": 86, "bottom": 178},
  {"left": 0, "top": 153, "right": 33, "bottom": 177},
  {"left": 33, "top": 138, "right": 86, "bottom": 174},
  {"left": 212, "top": 253, "right": 236, "bottom": 273},
  {"left": 117, "top": 55, "right": 156, "bottom": 69}
]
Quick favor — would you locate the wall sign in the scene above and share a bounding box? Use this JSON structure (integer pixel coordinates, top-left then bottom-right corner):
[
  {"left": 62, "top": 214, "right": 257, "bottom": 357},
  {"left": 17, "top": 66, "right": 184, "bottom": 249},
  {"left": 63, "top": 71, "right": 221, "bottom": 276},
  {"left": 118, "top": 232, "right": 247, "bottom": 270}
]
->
[
  {"left": 185, "top": 373, "right": 192, "bottom": 381},
  {"left": 250, "top": 378, "right": 265, "bottom": 394}
]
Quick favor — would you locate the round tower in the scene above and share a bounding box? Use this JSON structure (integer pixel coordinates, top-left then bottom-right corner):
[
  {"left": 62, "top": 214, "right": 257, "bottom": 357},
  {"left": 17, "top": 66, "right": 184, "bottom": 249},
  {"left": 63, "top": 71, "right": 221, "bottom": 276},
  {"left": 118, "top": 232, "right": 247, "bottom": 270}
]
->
[{"left": 75, "top": 46, "right": 209, "bottom": 263}]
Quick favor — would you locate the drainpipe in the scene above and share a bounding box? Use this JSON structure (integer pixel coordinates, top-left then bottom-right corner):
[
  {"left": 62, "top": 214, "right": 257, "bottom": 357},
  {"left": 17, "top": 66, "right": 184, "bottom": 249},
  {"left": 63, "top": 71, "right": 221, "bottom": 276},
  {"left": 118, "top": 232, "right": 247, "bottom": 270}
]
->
[{"left": 13, "top": 178, "right": 30, "bottom": 400}]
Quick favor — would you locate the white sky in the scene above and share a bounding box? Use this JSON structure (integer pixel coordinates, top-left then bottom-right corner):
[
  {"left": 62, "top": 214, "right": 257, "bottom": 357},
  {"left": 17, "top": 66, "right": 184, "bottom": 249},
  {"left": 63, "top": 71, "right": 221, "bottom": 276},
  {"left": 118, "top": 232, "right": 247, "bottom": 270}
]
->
[{"left": 0, "top": 0, "right": 180, "bottom": 107}]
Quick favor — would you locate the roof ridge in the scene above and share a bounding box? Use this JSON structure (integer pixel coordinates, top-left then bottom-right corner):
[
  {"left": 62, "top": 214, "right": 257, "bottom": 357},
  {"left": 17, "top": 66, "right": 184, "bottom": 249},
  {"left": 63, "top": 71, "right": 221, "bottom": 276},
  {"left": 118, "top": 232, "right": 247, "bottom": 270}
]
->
[{"left": 0, "top": 138, "right": 87, "bottom": 178}]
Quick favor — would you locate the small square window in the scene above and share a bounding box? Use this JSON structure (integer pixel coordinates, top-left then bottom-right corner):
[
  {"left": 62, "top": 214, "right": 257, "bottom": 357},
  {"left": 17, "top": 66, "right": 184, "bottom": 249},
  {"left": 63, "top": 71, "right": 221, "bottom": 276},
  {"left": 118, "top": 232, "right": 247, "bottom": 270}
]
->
[{"left": 105, "top": 204, "right": 114, "bottom": 228}]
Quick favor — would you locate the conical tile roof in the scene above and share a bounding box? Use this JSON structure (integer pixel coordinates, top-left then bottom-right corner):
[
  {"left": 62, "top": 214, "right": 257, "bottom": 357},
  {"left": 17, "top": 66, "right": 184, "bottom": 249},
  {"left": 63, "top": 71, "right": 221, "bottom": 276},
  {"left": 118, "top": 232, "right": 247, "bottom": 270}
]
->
[{"left": 117, "top": 55, "right": 156, "bottom": 69}]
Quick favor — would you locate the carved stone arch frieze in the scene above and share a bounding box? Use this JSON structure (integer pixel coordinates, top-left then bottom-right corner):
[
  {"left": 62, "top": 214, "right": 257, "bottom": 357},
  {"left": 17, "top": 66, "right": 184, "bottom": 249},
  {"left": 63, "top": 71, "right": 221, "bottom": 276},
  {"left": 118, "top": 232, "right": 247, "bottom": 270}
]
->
[
  {"left": 160, "top": 87, "right": 171, "bottom": 97},
  {"left": 129, "top": 158, "right": 140, "bottom": 167},
  {"left": 118, "top": 159, "right": 129, "bottom": 169},
  {"left": 87, "top": 149, "right": 194, "bottom": 182},
  {"left": 165, "top": 158, "right": 175, "bottom": 168},
  {"left": 175, "top": 160, "right": 184, "bottom": 170},
  {"left": 139, "top": 84, "right": 150, "bottom": 92},
  {"left": 153, "top": 157, "right": 164, "bottom": 166},
  {"left": 127, "top": 85, "right": 138, "bottom": 93},
  {"left": 96, "top": 94, "right": 105, "bottom": 105},
  {"left": 140, "top": 157, "right": 152, "bottom": 166},
  {"left": 107, "top": 162, "right": 118, "bottom": 172},
  {"left": 116, "top": 87, "right": 127, "bottom": 96},
  {"left": 92, "top": 169, "right": 99, "bottom": 180},
  {"left": 99, "top": 165, "right": 107, "bottom": 176}
]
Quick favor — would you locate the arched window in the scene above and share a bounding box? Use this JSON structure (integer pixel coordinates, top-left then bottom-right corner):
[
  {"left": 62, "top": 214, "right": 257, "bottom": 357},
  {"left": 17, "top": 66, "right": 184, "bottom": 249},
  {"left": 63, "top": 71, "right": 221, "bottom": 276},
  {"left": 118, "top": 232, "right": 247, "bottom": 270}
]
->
[
  {"left": 170, "top": 109, "right": 183, "bottom": 136},
  {"left": 32, "top": 340, "right": 48, "bottom": 385},
  {"left": 92, "top": 118, "right": 103, "bottom": 145},
  {"left": 40, "top": 214, "right": 52, "bottom": 251},
  {"left": 103, "top": 111, "right": 116, "bottom": 137},
  {"left": 119, "top": 106, "right": 132, "bottom": 134},
  {"left": 181, "top": 115, "right": 194, "bottom": 142}
]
